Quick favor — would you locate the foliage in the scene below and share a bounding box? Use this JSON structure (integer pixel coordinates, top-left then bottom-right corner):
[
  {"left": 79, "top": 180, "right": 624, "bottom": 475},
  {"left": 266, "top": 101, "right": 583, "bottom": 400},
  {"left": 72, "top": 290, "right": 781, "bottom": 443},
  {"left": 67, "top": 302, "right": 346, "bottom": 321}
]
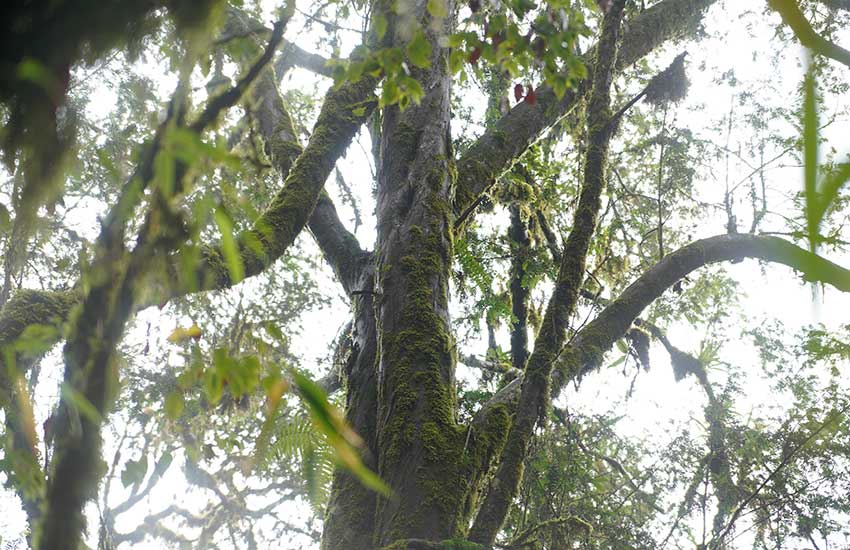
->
[{"left": 1, "top": 0, "right": 850, "bottom": 549}]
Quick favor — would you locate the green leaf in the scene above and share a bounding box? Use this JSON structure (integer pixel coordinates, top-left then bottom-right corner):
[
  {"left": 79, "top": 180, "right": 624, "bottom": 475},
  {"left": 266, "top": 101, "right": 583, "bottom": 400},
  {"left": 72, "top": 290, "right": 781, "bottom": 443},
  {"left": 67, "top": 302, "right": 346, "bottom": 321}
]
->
[
  {"left": 120, "top": 456, "right": 149, "bottom": 488},
  {"left": 407, "top": 29, "right": 433, "bottom": 69},
  {"left": 375, "top": 14, "right": 388, "bottom": 40},
  {"left": 154, "top": 451, "right": 174, "bottom": 476},
  {"left": 11, "top": 323, "right": 60, "bottom": 358},
  {"left": 17, "top": 58, "right": 60, "bottom": 96},
  {"left": 290, "top": 369, "right": 391, "bottom": 497},
  {"left": 61, "top": 384, "right": 102, "bottom": 424},
  {"left": 165, "top": 391, "right": 184, "bottom": 420},
  {"left": 427, "top": 0, "right": 448, "bottom": 18},
  {"left": 0, "top": 202, "right": 9, "bottom": 233},
  {"left": 214, "top": 207, "right": 245, "bottom": 283}
]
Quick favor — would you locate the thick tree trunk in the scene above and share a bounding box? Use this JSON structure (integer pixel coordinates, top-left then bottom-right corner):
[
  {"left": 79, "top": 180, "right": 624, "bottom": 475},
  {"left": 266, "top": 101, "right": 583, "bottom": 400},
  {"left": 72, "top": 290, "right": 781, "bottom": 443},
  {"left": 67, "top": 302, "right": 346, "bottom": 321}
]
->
[{"left": 371, "top": 1, "right": 476, "bottom": 545}]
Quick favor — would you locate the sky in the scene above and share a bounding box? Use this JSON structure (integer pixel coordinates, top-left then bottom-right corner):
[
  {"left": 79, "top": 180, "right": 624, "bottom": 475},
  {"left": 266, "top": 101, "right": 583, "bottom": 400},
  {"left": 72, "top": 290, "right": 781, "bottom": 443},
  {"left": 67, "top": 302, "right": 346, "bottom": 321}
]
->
[{"left": 2, "top": 0, "right": 850, "bottom": 548}]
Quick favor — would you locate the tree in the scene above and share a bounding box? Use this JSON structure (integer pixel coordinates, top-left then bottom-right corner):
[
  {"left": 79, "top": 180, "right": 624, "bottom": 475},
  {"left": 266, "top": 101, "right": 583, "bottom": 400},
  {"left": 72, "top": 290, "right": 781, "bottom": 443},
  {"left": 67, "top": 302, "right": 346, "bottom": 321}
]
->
[{"left": 1, "top": 0, "right": 850, "bottom": 549}]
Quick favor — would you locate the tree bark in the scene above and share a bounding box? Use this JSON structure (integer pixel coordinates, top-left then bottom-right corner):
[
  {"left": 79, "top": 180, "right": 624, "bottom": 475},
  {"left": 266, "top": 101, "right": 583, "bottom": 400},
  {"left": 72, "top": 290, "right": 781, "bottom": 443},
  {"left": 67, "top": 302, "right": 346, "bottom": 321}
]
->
[
  {"left": 372, "top": 1, "right": 470, "bottom": 544},
  {"left": 453, "top": 0, "right": 720, "bottom": 230},
  {"left": 469, "top": 1, "right": 627, "bottom": 544}
]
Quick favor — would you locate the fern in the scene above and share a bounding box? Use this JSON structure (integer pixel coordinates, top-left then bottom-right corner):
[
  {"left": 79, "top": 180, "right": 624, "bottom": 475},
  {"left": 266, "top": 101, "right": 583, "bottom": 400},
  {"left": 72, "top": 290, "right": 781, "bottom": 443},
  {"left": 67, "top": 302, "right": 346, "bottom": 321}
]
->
[{"left": 272, "top": 416, "right": 336, "bottom": 510}]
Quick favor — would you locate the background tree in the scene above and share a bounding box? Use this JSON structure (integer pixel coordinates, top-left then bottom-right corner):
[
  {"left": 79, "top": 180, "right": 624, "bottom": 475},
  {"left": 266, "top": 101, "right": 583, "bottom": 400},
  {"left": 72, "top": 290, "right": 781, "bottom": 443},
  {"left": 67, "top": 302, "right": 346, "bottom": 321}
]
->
[{"left": 1, "top": 0, "right": 850, "bottom": 549}]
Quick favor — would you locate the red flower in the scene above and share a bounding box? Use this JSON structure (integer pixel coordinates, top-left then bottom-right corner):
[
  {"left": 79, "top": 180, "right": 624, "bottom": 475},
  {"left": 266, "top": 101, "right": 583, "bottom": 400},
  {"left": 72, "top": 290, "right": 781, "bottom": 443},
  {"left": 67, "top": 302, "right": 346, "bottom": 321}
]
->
[{"left": 523, "top": 86, "right": 537, "bottom": 105}]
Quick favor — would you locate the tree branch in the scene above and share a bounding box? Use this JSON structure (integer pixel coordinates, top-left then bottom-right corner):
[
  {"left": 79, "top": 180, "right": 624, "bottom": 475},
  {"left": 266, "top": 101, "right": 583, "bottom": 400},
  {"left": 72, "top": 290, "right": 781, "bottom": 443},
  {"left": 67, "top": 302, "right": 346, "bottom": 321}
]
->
[
  {"left": 226, "top": 8, "right": 370, "bottom": 295},
  {"left": 555, "top": 233, "right": 850, "bottom": 390},
  {"left": 768, "top": 0, "right": 850, "bottom": 69},
  {"left": 469, "top": 1, "right": 627, "bottom": 543},
  {"left": 36, "top": 16, "right": 298, "bottom": 548},
  {"left": 453, "top": 0, "right": 719, "bottom": 229}
]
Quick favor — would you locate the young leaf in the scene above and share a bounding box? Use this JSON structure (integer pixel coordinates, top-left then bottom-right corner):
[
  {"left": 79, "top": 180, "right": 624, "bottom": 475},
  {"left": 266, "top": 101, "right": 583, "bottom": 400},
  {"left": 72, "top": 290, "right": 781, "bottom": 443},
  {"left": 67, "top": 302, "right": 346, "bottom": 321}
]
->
[
  {"left": 427, "top": 0, "right": 448, "bottom": 18},
  {"left": 214, "top": 207, "right": 245, "bottom": 283},
  {"left": 407, "top": 29, "right": 433, "bottom": 69},
  {"left": 165, "top": 391, "right": 184, "bottom": 420}
]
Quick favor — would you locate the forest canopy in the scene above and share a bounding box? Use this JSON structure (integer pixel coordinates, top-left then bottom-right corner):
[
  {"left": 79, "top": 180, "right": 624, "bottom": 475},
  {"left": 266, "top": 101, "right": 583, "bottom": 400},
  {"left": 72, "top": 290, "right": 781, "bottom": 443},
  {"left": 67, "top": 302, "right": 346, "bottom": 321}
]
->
[{"left": 1, "top": 0, "right": 850, "bottom": 549}]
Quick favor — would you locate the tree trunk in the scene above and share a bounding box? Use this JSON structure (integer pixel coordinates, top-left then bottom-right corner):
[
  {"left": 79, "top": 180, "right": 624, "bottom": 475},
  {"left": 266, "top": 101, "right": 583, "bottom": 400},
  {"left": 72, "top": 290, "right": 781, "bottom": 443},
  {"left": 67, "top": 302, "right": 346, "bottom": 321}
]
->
[{"left": 371, "top": 1, "right": 476, "bottom": 545}]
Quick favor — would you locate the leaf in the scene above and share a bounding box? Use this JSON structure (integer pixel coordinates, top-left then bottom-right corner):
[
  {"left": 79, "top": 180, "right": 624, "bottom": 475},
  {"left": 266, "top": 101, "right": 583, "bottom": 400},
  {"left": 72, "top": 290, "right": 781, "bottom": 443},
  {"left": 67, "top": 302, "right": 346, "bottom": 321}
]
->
[
  {"left": 154, "top": 451, "right": 174, "bottom": 476},
  {"left": 164, "top": 391, "right": 184, "bottom": 420},
  {"left": 514, "top": 83, "right": 524, "bottom": 102},
  {"left": 449, "top": 50, "right": 466, "bottom": 74},
  {"left": 214, "top": 207, "right": 245, "bottom": 283},
  {"left": 11, "top": 323, "right": 59, "bottom": 358},
  {"left": 290, "top": 369, "right": 391, "bottom": 497},
  {"left": 13, "top": 374, "right": 38, "bottom": 456},
  {"left": 375, "top": 14, "right": 388, "bottom": 40},
  {"left": 253, "top": 374, "right": 291, "bottom": 467},
  {"left": 166, "top": 324, "right": 203, "bottom": 343},
  {"left": 524, "top": 86, "right": 537, "bottom": 105},
  {"left": 0, "top": 202, "right": 11, "bottom": 233},
  {"left": 427, "top": 0, "right": 448, "bottom": 18},
  {"left": 120, "top": 456, "right": 149, "bottom": 488},
  {"left": 407, "top": 29, "right": 433, "bottom": 69},
  {"left": 61, "top": 384, "right": 102, "bottom": 423}
]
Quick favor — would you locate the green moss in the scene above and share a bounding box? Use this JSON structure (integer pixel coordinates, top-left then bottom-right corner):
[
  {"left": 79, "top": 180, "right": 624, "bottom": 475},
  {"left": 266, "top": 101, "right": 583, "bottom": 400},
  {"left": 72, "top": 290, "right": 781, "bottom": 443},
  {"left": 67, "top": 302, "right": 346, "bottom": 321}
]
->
[
  {"left": 0, "top": 289, "right": 79, "bottom": 354},
  {"left": 439, "top": 539, "right": 484, "bottom": 550}
]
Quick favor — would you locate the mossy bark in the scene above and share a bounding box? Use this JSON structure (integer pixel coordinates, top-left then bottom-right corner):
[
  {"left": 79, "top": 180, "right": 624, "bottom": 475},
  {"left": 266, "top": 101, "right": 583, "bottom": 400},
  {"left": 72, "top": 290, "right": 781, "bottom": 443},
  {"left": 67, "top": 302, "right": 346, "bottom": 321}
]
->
[
  {"left": 508, "top": 205, "right": 531, "bottom": 372},
  {"left": 0, "top": 289, "right": 79, "bottom": 532},
  {"left": 469, "top": 2, "right": 627, "bottom": 544},
  {"left": 321, "top": 267, "right": 381, "bottom": 550},
  {"left": 371, "top": 0, "right": 476, "bottom": 544},
  {"left": 452, "top": 0, "right": 719, "bottom": 231}
]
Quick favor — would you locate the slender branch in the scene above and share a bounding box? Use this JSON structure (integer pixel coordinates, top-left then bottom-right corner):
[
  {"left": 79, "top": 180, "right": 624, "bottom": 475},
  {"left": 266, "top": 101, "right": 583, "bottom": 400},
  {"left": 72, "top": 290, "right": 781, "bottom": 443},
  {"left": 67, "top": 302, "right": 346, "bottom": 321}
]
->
[
  {"left": 469, "top": 2, "right": 627, "bottom": 543},
  {"left": 190, "top": 20, "right": 287, "bottom": 133},
  {"left": 710, "top": 403, "right": 850, "bottom": 545}
]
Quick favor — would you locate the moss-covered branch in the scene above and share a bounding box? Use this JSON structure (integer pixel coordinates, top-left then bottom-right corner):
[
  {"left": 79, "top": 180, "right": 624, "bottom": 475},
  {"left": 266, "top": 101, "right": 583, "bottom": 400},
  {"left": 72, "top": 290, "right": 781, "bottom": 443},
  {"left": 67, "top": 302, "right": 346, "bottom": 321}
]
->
[
  {"left": 555, "top": 233, "right": 850, "bottom": 387},
  {"left": 184, "top": 73, "right": 377, "bottom": 293},
  {"left": 452, "top": 0, "right": 719, "bottom": 230},
  {"left": 35, "top": 19, "right": 291, "bottom": 548},
  {"left": 476, "top": 233, "right": 850, "bottom": 446},
  {"left": 225, "top": 8, "right": 371, "bottom": 295},
  {"left": 469, "top": 2, "right": 627, "bottom": 544}
]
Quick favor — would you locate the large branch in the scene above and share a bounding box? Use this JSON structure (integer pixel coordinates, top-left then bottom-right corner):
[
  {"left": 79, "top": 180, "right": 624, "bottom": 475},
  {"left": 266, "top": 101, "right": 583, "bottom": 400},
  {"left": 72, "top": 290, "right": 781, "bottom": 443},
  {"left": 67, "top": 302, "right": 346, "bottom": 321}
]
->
[
  {"left": 469, "top": 1, "right": 627, "bottom": 544},
  {"left": 185, "top": 75, "right": 377, "bottom": 294},
  {"left": 769, "top": 0, "right": 850, "bottom": 69},
  {"left": 557, "top": 234, "right": 850, "bottom": 391},
  {"left": 468, "top": 234, "right": 850, "bottom": 544},
  {"left": 475, "top": 233, "right": 850, "bottom": 418},
  {"left": 227, "top": 8, "right": 370, "bottom": 295},
  {"left": 275, "top": 42, "right": 334, "bottom": 78},
  {"left": 453, "top": 0, "right": 719, "bottom": 227}
]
